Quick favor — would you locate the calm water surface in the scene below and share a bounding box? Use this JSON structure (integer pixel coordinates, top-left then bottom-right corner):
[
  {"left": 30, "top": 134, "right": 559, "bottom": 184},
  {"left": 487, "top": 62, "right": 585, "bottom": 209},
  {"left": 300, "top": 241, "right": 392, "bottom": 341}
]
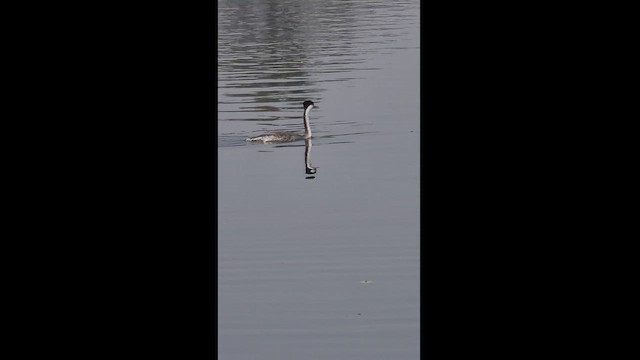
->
[{"left": 218, "top": 0, "right": 419, "bottom": 358}]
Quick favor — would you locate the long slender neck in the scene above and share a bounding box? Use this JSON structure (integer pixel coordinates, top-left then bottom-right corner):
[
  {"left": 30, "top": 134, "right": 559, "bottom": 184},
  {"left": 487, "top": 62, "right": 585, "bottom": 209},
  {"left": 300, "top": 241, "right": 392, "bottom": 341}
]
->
[{"left": 303, "top": 106, "right": 313, "bottom": 139}]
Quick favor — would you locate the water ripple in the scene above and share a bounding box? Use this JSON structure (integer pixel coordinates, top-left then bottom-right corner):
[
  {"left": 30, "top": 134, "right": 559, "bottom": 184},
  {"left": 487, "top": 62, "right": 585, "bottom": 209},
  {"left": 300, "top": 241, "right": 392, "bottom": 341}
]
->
[{"left": 218, "top": 0, "right": 419, "bottom": 143}]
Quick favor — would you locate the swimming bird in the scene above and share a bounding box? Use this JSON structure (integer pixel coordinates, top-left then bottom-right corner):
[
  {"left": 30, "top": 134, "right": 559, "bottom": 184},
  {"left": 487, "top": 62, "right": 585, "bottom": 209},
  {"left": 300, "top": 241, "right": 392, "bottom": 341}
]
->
[{"left": 246, "top": 101, "right": 316, "bottom": 143}]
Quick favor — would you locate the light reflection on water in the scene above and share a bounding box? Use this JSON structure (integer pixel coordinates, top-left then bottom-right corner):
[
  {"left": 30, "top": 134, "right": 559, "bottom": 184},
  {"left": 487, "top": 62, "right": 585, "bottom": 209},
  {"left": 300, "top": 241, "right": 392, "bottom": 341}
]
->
[
  {"left": 218, "top": 0, "right": 418, "bottom": 136},
  {"left": 218, "top": 1, "right": 420, "bottom": 359}
]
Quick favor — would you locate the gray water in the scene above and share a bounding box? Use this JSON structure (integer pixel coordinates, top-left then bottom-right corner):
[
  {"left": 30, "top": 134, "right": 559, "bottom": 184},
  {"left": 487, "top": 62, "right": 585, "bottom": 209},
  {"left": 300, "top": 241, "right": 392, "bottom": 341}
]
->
[{"left": 218, "top": 1, "right": 420, "bottom": 358}]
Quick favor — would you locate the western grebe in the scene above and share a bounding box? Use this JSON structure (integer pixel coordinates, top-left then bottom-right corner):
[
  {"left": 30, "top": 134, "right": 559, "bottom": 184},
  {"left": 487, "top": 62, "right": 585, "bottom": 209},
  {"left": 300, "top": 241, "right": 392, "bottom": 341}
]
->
[{"left": 246, "top": 101, "right": 316, "bottom": 143}]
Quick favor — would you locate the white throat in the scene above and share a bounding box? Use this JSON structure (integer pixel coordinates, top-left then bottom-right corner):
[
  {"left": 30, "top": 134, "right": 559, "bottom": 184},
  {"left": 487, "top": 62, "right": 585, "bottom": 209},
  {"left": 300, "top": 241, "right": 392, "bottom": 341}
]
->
[{"left": 304, "top": 105, "right": 314, "bottom": 139}]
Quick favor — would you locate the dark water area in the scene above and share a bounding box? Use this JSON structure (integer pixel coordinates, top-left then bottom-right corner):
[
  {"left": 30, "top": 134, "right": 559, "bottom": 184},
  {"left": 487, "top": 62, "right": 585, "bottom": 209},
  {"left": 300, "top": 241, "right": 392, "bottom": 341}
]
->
[{"left": 218, "top": 0, "right": 419, "bottom": 358}]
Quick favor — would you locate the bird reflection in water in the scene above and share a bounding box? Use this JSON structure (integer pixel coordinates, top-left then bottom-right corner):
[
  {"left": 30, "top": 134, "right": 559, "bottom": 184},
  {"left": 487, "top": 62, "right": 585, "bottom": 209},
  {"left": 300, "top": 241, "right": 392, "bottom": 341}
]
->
[{"left": 305, "top": 138, "right": 318, "bottom": 179}]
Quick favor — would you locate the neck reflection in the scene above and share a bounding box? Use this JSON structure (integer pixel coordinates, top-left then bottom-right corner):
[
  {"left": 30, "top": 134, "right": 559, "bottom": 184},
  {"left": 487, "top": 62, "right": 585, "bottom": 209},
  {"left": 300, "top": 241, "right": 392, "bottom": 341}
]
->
[{"left": 305, "top": 138, "right": 318, "bottom": 179}]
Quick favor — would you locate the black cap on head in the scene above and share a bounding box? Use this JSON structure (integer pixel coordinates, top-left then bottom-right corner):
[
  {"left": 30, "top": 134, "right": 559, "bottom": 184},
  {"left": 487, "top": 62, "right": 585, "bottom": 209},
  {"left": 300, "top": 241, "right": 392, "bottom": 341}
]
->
[{"left": 303, "top": 100, "right": 315, "bottom": 108}]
